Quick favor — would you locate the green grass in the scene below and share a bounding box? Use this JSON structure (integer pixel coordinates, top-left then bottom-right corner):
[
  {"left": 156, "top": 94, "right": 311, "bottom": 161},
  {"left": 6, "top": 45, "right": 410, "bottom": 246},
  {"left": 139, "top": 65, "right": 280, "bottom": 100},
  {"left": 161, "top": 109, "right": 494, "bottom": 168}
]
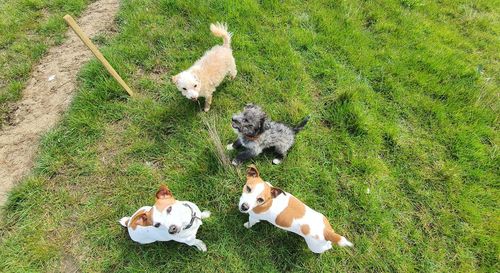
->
[
  {"left": 0, "top": 0, "right": 93, "bottom": 125},
  {"left": 0, "top": 0, "right": 499, "bottom": 272}
]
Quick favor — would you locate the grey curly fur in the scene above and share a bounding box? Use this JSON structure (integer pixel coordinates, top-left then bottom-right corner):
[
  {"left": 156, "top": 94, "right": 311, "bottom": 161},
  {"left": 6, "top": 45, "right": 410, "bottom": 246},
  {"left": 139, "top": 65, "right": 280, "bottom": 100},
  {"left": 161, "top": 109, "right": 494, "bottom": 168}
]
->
[{"left": 228, "top": 104, "right": 309, "bottom": 165}]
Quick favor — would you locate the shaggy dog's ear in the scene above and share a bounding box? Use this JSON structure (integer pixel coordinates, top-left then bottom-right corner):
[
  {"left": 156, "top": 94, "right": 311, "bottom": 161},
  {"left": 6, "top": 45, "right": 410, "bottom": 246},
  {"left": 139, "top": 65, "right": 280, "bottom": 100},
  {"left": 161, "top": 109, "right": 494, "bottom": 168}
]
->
[
  {"left": 244, "top": 103, "right": 256, "bottom": 110},
  {"left": 171, "top": 74, "right": 179, "bottom": 84},
  {"left": 259, "top": 116, "right": 266, "bottom": 130}
]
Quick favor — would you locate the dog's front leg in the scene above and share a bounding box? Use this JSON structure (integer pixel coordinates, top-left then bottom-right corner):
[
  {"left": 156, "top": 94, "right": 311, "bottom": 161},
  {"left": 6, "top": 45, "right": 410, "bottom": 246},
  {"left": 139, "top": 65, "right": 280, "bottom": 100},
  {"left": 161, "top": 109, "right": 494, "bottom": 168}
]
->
[
  {"left": 244, "top": 215, "right": 260, "bottom": 229},
  {"left": 186, "top": 238, "right": 207, "bottom": 252},
  {"left": 232, "top": 150, "right": 256, "bottom": 166},
  {"left": 226, "top": 138, "right": 242, "bottom": 151},
  {"left": 203, "top": 95, "right": 213, "bottom": 112}
]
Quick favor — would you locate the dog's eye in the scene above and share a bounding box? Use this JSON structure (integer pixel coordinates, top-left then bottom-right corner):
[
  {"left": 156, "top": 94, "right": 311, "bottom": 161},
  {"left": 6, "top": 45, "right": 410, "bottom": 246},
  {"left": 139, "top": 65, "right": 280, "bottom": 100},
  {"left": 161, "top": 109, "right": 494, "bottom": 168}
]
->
[
  {"left": 166, "top": 206, "right": 172, "bottom": 213},
  {"left": 245, "top": 186, "right": 251, "bottom": 193},
  {"left": 243, "top": 118, "right": 248, "bottom": 123},
  {"left": 257, "top": 197, "right": 264, "bottom": 204},
  {"left": 194, "top": 84, "right": 197, "bottom": 88},
  {"left": 182, "top": 87, "right": 187, "bottom": 90},
  {"left": 154, "top": 223, "right": 161, "bottom": 228}
]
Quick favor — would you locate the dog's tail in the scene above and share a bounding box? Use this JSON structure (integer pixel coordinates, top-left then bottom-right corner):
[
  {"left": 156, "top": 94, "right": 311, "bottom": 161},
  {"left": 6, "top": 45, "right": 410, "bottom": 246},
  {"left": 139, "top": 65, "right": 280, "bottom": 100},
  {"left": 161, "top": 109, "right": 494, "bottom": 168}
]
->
[
  {"left": 325, "top": 230, "right": 354, "bottom": 247},
  {"left": 293, "top": 115, "right": 310, "bottom": 133},
  {"left": 210, "top": 22, "right": 232, "bottom": 48},
  {"left": 323, "top": 216, "right": 353, "bottom": 247}
]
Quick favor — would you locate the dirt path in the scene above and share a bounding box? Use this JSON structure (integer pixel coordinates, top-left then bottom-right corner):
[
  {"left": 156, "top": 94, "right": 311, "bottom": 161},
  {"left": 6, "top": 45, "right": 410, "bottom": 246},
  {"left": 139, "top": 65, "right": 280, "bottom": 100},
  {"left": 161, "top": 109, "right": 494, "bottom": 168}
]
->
[{"left": 0, "top": 0, "right": 120, "bottom": 205}]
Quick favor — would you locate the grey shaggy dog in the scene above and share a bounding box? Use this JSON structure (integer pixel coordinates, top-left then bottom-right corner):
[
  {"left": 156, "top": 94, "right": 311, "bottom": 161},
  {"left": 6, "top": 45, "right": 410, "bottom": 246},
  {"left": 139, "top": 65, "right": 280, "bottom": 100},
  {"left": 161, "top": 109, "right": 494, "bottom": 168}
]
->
[{"left": 227, "top": 104, "right": 310, "bottom": 165}]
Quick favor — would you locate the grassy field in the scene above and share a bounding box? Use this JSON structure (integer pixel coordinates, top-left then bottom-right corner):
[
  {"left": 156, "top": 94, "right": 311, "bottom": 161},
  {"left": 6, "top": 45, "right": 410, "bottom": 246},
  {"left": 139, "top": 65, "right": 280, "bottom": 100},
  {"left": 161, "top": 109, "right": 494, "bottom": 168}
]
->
[
  {"left": 0, "top": 0, "right": 499, "bottom": 272},
  {"left": 0, "top": 0, "right": 93, "bottom": 126}
]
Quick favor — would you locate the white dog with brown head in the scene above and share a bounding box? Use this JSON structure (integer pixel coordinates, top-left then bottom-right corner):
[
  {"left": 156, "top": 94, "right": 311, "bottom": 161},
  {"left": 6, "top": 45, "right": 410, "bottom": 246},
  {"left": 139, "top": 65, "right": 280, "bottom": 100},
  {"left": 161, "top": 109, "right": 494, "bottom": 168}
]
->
[
  {"left": 119, "top": 185, "right": 211, "bottom": 251},
  {"left": 238, "top": 165, "right": 353, "bottom": 253},
  {"left": 171, "top": 22, "right": 237, "bottom": 112}
]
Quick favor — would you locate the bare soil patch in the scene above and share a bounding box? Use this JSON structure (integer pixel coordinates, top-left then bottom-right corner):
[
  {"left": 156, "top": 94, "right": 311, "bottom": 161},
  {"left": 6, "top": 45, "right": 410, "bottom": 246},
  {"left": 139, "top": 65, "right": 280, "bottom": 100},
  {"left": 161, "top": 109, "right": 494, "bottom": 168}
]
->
[{"left": 0, "top": 0, "right": 120, "bottom": 205}]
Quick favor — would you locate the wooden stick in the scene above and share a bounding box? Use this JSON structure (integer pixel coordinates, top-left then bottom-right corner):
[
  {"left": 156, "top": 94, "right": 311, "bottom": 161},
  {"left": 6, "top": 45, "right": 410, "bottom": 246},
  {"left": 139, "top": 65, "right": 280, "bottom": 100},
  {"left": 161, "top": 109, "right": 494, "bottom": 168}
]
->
[{"left": 63, "top": 14, "right": 135, "bottom": 97}]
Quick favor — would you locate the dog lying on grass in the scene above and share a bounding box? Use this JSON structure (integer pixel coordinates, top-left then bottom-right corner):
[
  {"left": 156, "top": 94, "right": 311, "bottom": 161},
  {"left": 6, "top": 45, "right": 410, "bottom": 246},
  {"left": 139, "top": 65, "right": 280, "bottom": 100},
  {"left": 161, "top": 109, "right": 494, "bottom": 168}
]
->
[
  {"left": 171, "top": 22, "right": 237, "bottom": 112},
  {"left": 238, "top": 165, "right": 353, "bottom": 253},
  {"left": 228, "top": 104, "right": 309, "bottom": 165},
  {"left": 119, "top": 185, "right": 211, "bottom": 252}
]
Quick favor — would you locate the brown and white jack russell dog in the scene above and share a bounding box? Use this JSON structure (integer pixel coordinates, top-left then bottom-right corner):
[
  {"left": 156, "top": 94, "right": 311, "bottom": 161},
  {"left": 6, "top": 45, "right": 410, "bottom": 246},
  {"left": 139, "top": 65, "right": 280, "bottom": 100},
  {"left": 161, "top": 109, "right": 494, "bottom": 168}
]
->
[
  {"left": 119, "top": 185, "right": 211, "bottom": 251},
  {"left": 238, "top": 165, "right": 353, "bottom": 253}
]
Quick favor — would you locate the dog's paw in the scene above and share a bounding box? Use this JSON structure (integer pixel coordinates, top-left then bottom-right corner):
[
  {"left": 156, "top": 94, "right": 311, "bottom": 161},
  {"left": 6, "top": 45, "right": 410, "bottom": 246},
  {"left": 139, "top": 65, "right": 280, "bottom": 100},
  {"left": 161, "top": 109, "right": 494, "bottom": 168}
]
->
[
  {"left": 201, "top": 211, "right": 211, "bottom": 219},
  {"left": 119, "top": 217, "right": 130, "bottom": 227},
  {"left": 203, "top": 107, "right": 210, "bottom": 112},
  {"left": 231, "top": 159, "right": 240, "bottom": 166},
  {"left": 243, "top": 222, "right": 252, "bottom": 229},
  {"left": 272, "top": 158, "right": 282, "bottom": 165},
  {"left": 226, "top": 143, "right": 234, "bottom": 151},
  {"left": 195, "top": 240, "right": 207, "bottom": 252}
]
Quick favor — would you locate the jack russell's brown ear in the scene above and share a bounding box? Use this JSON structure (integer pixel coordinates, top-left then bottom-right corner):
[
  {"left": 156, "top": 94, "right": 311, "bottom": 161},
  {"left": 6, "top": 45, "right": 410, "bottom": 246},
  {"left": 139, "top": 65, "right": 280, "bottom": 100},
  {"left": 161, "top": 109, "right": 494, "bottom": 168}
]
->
[
  {"left": 270, "top": 187, "right": 285, "bottom": 198},
  {"left": 156, "top": 184, "right": 173, "bottom": 199},
  {"left": 246, "top": 164, "right": 260, "bottom": 178},
  {"left": 130, "top": 210, "right": 150, "bottom": 230}
]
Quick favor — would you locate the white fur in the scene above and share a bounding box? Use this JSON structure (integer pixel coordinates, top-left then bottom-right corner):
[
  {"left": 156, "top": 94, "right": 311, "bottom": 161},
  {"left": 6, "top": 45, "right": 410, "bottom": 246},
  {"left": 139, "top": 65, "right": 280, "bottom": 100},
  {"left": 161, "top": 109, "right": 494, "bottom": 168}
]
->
[
  {"left": 120, "top": 202, "right": 210, "bottom": 252},
  {"left": 272, "top": 158, "right": 282, "bottom": 165},
  {"left": 172, "top": 22, "right": 236, "bottom": 111},
  {"left": 226, "top": 143, "right": 234, "bottom": 151},
  {"left": 239, "top": 182, "right": 353, "bottom": 253},
  {"left": 338, "top": 236, "right": 354, "bottom": 247}
]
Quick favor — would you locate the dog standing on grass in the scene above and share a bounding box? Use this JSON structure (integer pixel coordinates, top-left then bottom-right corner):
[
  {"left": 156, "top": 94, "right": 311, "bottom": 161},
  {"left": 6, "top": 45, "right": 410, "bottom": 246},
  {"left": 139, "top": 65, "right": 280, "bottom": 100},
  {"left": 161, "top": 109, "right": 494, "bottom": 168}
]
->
[
  {"left": 228, "top": 104, "right": 310, "bottom": 165},
  {"left": 171, "top": 22, "right": 237, "bottom": 112},
  {"left": 239, "top": 165, "right": 353, "bottom": 253}
]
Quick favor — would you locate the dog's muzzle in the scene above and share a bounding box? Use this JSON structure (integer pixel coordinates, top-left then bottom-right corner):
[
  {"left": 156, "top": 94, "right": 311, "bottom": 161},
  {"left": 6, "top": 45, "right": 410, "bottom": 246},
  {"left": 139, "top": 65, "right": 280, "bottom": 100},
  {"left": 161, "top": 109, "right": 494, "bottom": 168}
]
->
[{"left": 240, "top": 203, "right": 249, "bottom": 212}]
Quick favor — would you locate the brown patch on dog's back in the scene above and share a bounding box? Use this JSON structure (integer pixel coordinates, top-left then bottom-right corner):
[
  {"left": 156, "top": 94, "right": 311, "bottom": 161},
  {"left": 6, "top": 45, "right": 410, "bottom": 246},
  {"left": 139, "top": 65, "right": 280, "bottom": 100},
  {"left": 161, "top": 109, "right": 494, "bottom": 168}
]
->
[
  {"left": 323, "top": 216, "right": 341, "bottom": 244},
  {"left": 275, "top": 196, "right": 306, "bottom": 228},
  {"left": 300, "top": 224, "right": 310, "bottom": 235},
  {"left": 130, "top": 209, "right": 153, "bottom": 230}
]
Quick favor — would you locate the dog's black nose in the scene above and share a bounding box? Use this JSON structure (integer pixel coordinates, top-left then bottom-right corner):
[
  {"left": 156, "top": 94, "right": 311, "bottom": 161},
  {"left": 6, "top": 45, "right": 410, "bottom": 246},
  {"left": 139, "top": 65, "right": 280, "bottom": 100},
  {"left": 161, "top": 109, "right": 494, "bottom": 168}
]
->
[
  {"left": 154, "top": 223, "right": 161, "bottom": 228},
  {"left": 240, "top": 203, "right": 249, "bottom": 212},
  {"left": 168, "top": 225, "right": 179, "bottom": 234}
]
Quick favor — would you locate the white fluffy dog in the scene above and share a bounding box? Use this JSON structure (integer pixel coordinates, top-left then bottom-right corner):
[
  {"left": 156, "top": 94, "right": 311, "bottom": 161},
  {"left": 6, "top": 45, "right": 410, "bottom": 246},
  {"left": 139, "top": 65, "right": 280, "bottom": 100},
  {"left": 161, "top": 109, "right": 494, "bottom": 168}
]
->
[
  {"left": 171, "top": 22, "right": 237, "bottom": 112},
  {"left": 119, "top": 185, "right": 211, "bottom": 252}
]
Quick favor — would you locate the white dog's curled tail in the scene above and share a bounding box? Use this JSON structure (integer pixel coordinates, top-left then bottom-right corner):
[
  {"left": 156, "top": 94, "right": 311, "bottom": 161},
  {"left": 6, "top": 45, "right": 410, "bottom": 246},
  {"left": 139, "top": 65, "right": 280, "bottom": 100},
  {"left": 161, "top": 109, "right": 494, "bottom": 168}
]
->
[{"left": 210, "top": 22, "right": 232, "bottom": 48}]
